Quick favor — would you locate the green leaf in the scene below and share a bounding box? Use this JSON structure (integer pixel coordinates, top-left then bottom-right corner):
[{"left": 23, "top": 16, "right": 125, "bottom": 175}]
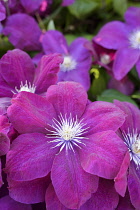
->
[
  {"left": 113, "top": 0, "right": 127, "bottom": 16},
  {"left": 89, "top": 68, "right": 108, "bottom": 97},
  {"left": 68, "top": 0, "right": 98, "bottom": 19},
  {"left": 97, "top": 89, "right": 138, "bottom": 106}
]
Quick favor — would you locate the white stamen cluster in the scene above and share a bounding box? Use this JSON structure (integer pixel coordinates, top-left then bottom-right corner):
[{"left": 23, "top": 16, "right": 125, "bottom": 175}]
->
[
  {"left": 60, "top": 56, "right": 77, "bottom": 72},
  {"left": 129, "top": 29, "right": 140, "bottom": 49},
  {"left": 122, "top": 128, "right": 140, "bottom": 168},
  {"left": 46, "top": 114, "right": 88, "bottom": 153},
  {"left": 13, "top": 81, "right": 36, "bottom": 94}
]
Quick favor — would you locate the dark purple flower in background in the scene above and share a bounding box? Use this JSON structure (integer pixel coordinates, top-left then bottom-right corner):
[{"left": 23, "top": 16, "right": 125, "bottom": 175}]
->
[
  {"left": 5, "top": 82, "right": 127, "bottom": 208},
  {"left": 62, "top": 0, "right": 75, "bottom": 6},
  {"left": 94, "top": 7, "right": 140, "bottom": 80},
  {"left": 0, "top": 49, "right": 63, "bottom": 99},
  {"left": 41, "top": 30, "right": 92, "bottom": 90},
  {"left": 114, "top": 100, "right": 140, "bottom": 209},
  {"left": 2, "top": 13, "right": 42, "bottom": 51}
]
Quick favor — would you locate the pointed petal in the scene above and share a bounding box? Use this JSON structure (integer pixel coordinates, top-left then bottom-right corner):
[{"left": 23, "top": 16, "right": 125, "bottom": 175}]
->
[
  {"left": 94, "top": 21, "right": 128, "bottom": 49},
  {"left": 0, "top": 49, "right": 35, "bottom": 88},
  {"left": 124, "top": 7, "right": 140, "bottom": 27},
  {"left": 3, "top": 14, "right": 41, "bottom": 51},
  {"left": 128, "top": 162, "right": 140, "bottom": 209},
  {"left": 79, "top": 131, "right": 127, "bottom": 179},
  {"left": 46, "top": 82, "right": 88, "bottom": 118},
  {"left": 113, "top": 47, "right": 140, "bottom": 80},
  {"left": 114, "top": 151, "right": 130, "bottom": 197},
  {"left": 34, "top": 54, "right": 63, "bottom": 94},
  {"left": 7, "top": 175, "right": 50, "bottom": 204},
  {"left": 114, "top": 100, "right": 140, "bottom": 133},
  {"left": 80, "top": 179, "right": 119, "bottom": 210},
  {"left": 0, "top": 195, "right": 32, "bottom": 210},
  {"left": 82, "top": 101, "right": 126, "bottom": 135},
  {"left": 5, "top": 133, "right": 58, "bottom": 181},
  {"left": 116, "top": 190, "right": 135, "bottom": 210},
  {"left": 51, "top": 149, "right": 98, "bottom": 209},
  {"left": 45, "top": 184, "right": 68, "bottom": 210},
  {"left": 42, "top": 30, "right": 68, "bottom": 54},
  {"left": 7, "top": 92, "right": 56, "bottom": 134}
]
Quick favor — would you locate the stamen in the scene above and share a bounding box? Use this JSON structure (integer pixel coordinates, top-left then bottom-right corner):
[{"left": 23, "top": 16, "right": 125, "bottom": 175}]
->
[
  {"left": 100, "top": 54, "right": 111, "bottom": 65},
  {"left": 12, "top": 80, "right": 36, "bottom": 94},
  {"left": 60, "top": 56, "right": 77, "bottom": 72},
  {"left": 129, "top": 29, "right": 140, "bottom": 49},
  {"left": 122, "top": 128, "right": 140, "bottom": 168},
  {"left": 46, "top": 114, "right": 88, "bottom": 153}
]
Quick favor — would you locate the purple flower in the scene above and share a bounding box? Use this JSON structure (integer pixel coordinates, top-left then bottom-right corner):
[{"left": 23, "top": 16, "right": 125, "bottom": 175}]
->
[
  {"left": 0, "top": 49, "right": 63, "bottom": 99},
  {"left": 2, "top": 13, "right": 42, "bottom": 51},
  {"left": 93, "top": 7, "right": 140, "bottom": 80},
  {"left": 5, "top": 82, "right": 127, "bottom": 208},
  {"left": 114, "top": 100, "right": 140, "bottom": 209},
  {"left": 41, "top": 30, "right": 92, "bottom": 90}
]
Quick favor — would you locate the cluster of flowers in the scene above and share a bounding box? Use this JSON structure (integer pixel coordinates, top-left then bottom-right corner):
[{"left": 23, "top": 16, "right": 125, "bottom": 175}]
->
[{"left": 0, "top": 1, "right": 140, "bottom": 209}]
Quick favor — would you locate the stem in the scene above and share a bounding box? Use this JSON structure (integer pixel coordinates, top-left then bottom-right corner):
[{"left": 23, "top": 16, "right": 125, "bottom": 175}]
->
[{"left": 43, "top": 6, "right": 62, "bottom": 25}]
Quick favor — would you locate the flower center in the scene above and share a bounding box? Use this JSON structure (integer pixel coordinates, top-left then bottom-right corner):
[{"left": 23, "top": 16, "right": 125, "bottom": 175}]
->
[
  {"left": 100, "top": 54, "right": 111, "bottom": 65},
  {"left": 13, "top": 81, "right": 36, "bottom": 94},
  {"left": 60, "top": 56, "right": 77, "bottom": 72},
  {"left": 129, "top": 29, "right": 140, "bottom": 49},
  {"left": 122, "top": 129, "right": 140, "bottom": 168},
  {"left": 46, "top": 114, "right": 88, "bottom": 152}
]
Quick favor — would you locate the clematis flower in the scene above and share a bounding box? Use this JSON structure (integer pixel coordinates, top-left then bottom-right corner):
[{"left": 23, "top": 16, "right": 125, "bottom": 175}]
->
[
  {"left": 114, "top": 100, "right": 140, "bottom": 209},
  {"left": 0, "top": 49, "right": 63, "bottom": 105},
  {"left": 41, "top": 30, "right": 92, "bottom": 90},
  {"left": 93, "top": 7, "right": 140, "bottom": 80},
  {"left": 5, "top": 82, "right": 127, "bottom": 208},
  {"left": 2, "top": 13, "right": 42, "bottom": 51}
]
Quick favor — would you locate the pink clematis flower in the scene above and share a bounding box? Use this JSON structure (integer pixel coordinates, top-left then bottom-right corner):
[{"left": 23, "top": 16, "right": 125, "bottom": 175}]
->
[
  {"left": 114, "top": 100, "right": 140, "bottom": 209},
  {"left": 5, "top": 82, "right": 127, "bottom": 208}
]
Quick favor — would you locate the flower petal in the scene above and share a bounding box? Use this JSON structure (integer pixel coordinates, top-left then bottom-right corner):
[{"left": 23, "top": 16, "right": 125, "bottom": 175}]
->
[
  {"left": 3, "top": 14, "right": 41, "bottom": 51},
  {"left": 114, "top": 151, "right": 130, "bottom": 197},
  {"left": 113, "top": 47, "right": 140, "bottom": 80},
  {"left": 5, "top": 133, "right": 58, "bottom": 181},
  {"left": 94, "top": 21, "right": 128, "bottom": 49},
  {"left": 0, "top": 49, "right": 35, "bottom": 88},
  {"left": 0, "top": 2, "right": 6, "bottom": 21},
  {"left": 42, "top": 30, "right": 68, "bottom": 54},
  {"left": 20, "top": 0, "right": 43, "bottom": 13},
  {"left": 80, "top": 178, "right": 119, "bottom": 210},
  {"left": 0, "top": 195, "right": 32, "bottom": 210},
  {"left": 124, "top": 7, "right": 140, "bottom": 27},
  {"left": 7, "top": 92, "right": 56, "bottom": 134},
  {"left": 34, "top": 54, "right": 63, "bottom": 94},
  {"left": 46, "top": 82, "right": 88, "bottom": 118},
  {"left": 51, "top": 149, "right": 98, "bottom": 209},
  {"left": 7, "top": 175, "right": 50, "bottom": 204},
  {"left": 79, "top": 131, "right": 127, "bottom": 179},
  {"left": 128, "top": 162, "right": 140, "bottom": 209},
  {"left": 82, "top": 101, "right": 126, "bottom": 135}
]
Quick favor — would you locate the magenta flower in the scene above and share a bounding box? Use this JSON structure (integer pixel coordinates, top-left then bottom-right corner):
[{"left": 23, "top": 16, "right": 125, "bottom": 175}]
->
[
  {"left": 93, "top": 7, "right": 140, "bottom": 80},
  {"left": 114, "top": 100, "right": 140, "bottom": 209},
  {"left": 0, "top": 49, "right": 63, "bottom": 99},
  {"left": 41, "top": 30, "right": 92, "bottom": 90},
  {"left": 5, "top": 82, "right": 127, "bottom": 208},
  {"left": 2, "top": 13, "right": 42, "bottom": 51}
]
